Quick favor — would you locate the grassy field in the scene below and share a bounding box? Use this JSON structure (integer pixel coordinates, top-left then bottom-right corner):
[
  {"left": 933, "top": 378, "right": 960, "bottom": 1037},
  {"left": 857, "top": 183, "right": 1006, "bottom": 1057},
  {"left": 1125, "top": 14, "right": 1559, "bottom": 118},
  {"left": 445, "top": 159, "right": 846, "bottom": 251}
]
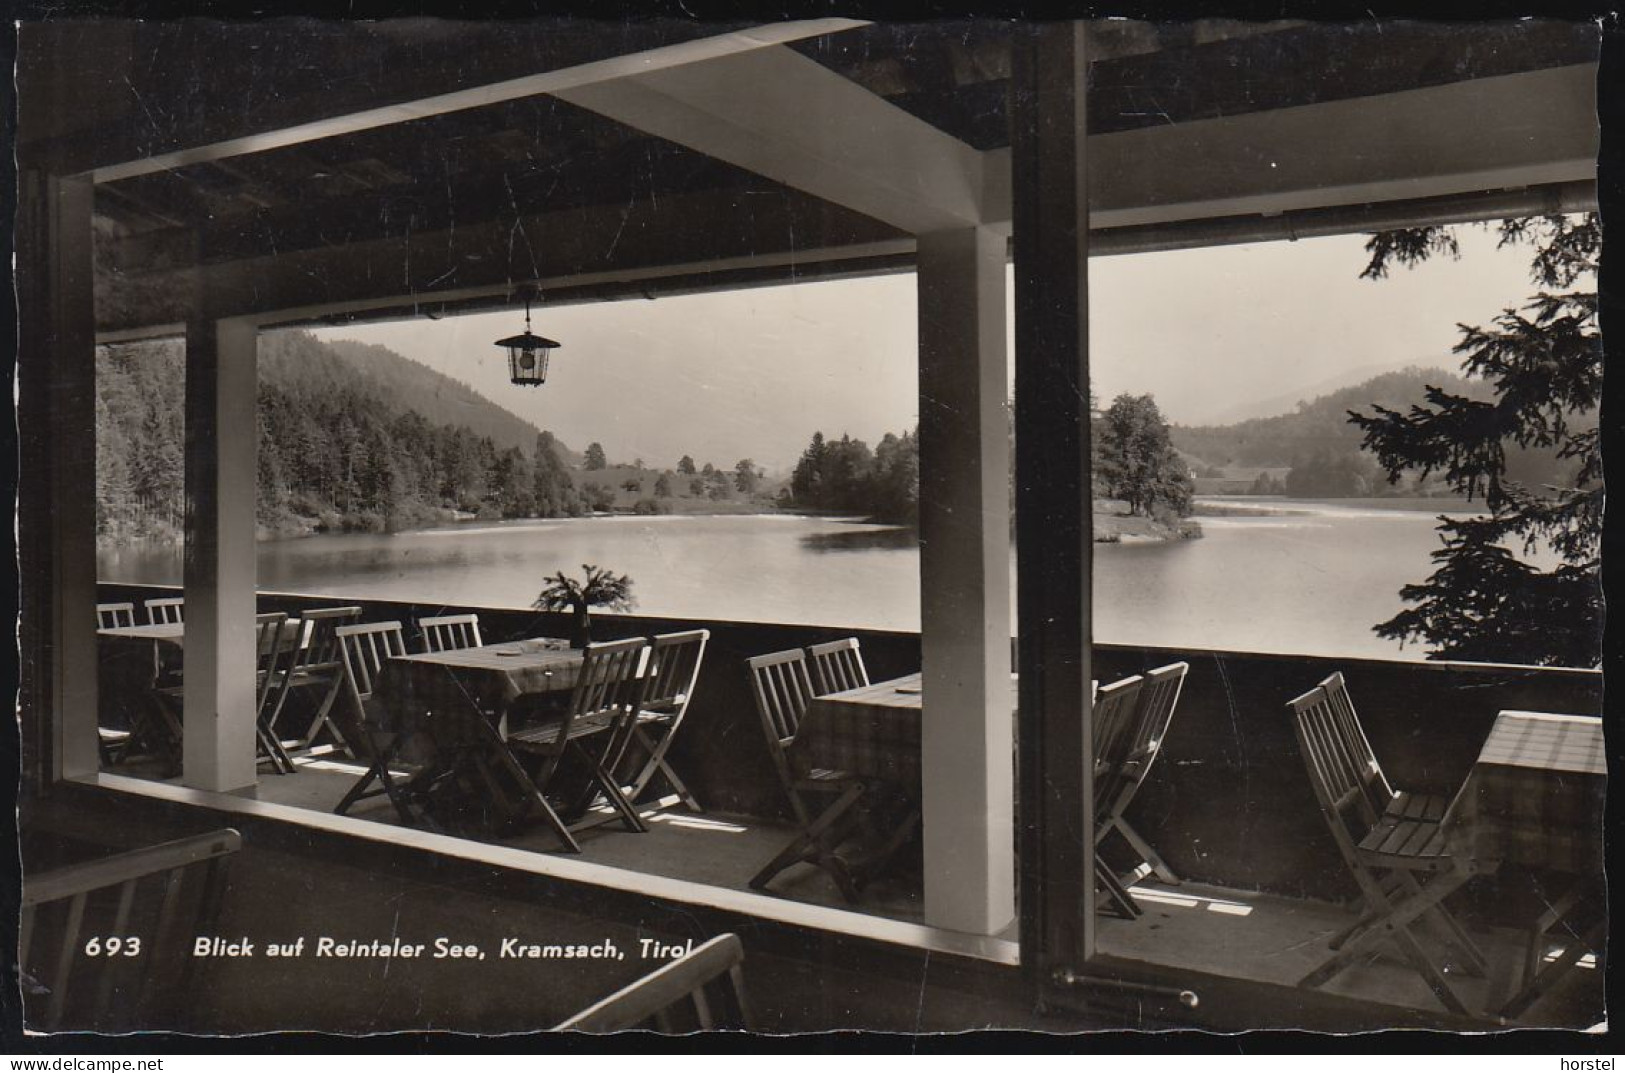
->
[
  {"left": 1092, "top": 500, "right": 1202, "bottom": 542},
  {"left": 574, "top": 463, "right": 782, "bottom": 514}
]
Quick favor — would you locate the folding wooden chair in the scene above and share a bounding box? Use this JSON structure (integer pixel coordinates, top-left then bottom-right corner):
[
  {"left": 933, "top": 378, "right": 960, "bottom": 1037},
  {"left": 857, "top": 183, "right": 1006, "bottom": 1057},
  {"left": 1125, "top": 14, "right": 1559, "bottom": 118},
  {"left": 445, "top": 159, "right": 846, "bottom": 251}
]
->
[
  {"left": 253, "top": 612, "right": 297, "bottom": 774},
  {"left": 145, "top": 596, "right": 185, "bottom": 625},
  {"left": 506, "top": 637, "right": 651, "bottom": 850},
  {"left": 1097, "top": 662, "right": 1188, "bottom": 888},
  {"left": 419, "top": 613, "right": 483, "bottom": 653},
  {"left": 606, "top": 629, "right": 709, "bottom": 813},
  {"left": 96, "top": 602, "right": 136, "bottom": 629},
  {"left": 807, "top": 637, "right": 868, "bottom": 694},
  {"left": 96, "top": 630, "right": 165, "bottom": 767},
  {"left": 1289, "top": 685, "right": 1489, "bottom": 1015},
  {"left": 554, "top": 933, "right": 752, "bottom": 1032},
  {"left": 746, "top": 648, "right": 866, "bottom": 903},
  {"left": 1319, "top": 672, "right": 1450, "bottom": 824},
  {"left": 20, "top": 829, "right": 240, "bottom": 1031},
  {"left": 123, "top": 641, "right": 187, "bottom": 776},
  {"left": 332, "top": 621, "right": 444, "bottom": 827},
  {"left": 1302, "top": 672, "right": 1456, "bottom": 953},
  {"left": 1090, "top": 674, "right": 1145, "bottom": 918},
  {"left": 267, "top": 605, "right": 362, "bottom": 752}
]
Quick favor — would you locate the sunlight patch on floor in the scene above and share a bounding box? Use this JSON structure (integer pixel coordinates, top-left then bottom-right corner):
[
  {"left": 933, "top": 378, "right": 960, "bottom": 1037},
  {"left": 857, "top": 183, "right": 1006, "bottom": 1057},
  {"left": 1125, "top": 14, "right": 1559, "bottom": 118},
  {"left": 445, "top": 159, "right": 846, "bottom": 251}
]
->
[
  {"left": 1543, "top": 949, "right": 1598, "bottom": 970},
  {"left": 650, "top": 813, "right": 750, "bottom": 833},
  {"left": 1129, "top": 885, "right": 1255, "bottom": 917}
]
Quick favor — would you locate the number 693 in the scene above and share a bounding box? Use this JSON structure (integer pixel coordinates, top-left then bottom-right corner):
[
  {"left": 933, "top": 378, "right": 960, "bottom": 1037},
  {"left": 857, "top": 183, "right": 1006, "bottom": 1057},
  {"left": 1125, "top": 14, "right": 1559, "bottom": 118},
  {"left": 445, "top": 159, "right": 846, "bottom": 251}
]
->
[{"left": 83, "top": 936, "right": 142, "bottom": 956}]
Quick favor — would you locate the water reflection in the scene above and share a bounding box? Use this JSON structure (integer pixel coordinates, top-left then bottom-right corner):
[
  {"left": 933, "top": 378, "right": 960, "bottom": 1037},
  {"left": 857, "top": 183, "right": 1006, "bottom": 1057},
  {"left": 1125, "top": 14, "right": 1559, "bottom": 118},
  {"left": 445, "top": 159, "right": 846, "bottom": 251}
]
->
[
  {"left": 800, "top": 526, "right": 917, "bottom": 553},
  {"left": 97, "top": 505, "right": 1481, "bottom": 657}
]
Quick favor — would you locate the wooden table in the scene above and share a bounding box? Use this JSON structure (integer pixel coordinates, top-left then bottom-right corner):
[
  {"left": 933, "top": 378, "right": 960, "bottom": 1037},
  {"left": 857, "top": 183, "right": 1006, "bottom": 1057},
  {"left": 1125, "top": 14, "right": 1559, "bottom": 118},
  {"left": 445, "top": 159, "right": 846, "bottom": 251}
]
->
[
  {"left": 788, "top": 671, "right": 1024, "bottom": 889},
  {"left": 791, "top": 672, "right": 935, "bottom": 793},
  {"left": 372, "top": 637, "right": 581, "bottom": 736},
  {"left": 97, "top": 625, "right": 189, "bottom": 755},
  {"left": 790, "top": 671, "right": 1035, "bottom": 794},
  {"left": 368, "top": 638, "right": 587, "bottom": 834},
  {"left": 1440, "top": 710, "right": 1605, "bottom": 1019},
  {"left": 97, "top": 620, "right": 305, "bottom": 697},
  {"left": 98, "top": 622, "right": 188, "bottom": 644},
  {"left": 98, "top": 619, "right": 304, "bottom": 662},
  {"left": 96, "top": 619, "right": 303, "bottom": 769}
]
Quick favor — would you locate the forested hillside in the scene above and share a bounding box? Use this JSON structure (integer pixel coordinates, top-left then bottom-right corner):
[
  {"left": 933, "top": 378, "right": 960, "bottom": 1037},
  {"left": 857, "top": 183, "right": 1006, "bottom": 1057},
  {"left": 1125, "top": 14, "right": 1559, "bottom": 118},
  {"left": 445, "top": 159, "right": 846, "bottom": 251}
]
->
[
  {"left": 96, "top": 330, "right": 584, "bottom": 542},
  {"left": 1171, "top": 367, "right": 1486, "bottom": 466},
  {"left": 1170, "top": 366, "right": 1584, "bottom": 497},
  {"left": 318, "top": 337, "right": 578, "bottom": 460}
]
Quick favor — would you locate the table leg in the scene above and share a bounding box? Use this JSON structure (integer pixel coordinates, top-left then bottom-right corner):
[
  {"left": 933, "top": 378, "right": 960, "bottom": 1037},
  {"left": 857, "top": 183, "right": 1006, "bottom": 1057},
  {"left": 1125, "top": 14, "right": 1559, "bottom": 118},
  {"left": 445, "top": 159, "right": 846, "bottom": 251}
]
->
[{"left": 1498, "top": 879, "right": 1602, "bottom": 1021}]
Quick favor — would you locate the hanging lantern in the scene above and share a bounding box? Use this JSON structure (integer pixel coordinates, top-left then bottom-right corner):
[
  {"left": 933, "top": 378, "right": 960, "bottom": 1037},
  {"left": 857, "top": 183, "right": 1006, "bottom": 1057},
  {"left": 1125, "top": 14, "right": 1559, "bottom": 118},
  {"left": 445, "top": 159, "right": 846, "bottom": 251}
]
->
[{"left": 494, "top": 292, "right": 560, "bottom": 386}]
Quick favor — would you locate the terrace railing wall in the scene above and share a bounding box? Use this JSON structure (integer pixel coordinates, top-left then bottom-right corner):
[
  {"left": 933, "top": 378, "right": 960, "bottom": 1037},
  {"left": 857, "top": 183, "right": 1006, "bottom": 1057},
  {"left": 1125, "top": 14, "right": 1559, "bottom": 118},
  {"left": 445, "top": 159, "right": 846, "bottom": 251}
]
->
[{"left": 95, "top": 583, "right": 1603, "bottom": 920}]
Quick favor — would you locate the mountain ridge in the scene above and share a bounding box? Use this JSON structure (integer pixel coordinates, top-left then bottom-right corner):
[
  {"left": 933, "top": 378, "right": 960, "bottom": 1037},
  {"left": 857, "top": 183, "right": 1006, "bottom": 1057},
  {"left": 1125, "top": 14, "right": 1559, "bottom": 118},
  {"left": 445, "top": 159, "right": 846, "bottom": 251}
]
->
[{"left": 1169, "top": 365, "right": 1489, "bottom": 469}]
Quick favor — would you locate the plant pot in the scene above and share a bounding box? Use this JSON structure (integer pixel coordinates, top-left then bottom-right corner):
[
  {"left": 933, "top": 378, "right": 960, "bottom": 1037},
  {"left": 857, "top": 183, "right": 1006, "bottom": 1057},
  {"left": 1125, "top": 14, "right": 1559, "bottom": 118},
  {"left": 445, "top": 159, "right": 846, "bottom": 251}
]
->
[{"left": 569, "top": 607, "right": 592, "bottom": 649}]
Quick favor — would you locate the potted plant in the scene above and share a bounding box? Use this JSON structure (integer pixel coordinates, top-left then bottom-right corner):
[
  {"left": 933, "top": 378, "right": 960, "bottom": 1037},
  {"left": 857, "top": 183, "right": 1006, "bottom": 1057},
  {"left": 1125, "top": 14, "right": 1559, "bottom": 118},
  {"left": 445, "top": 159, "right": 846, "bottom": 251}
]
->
[{"left": 534, "top": 564, "right": 636, "bottom": 648}]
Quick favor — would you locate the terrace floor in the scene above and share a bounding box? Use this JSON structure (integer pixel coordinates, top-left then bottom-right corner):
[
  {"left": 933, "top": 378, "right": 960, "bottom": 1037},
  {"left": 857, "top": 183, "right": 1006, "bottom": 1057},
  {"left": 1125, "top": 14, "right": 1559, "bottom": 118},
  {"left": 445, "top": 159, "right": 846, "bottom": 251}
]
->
[{"left": 104, "top": 752, "right": 1606, "bottom": 1032}]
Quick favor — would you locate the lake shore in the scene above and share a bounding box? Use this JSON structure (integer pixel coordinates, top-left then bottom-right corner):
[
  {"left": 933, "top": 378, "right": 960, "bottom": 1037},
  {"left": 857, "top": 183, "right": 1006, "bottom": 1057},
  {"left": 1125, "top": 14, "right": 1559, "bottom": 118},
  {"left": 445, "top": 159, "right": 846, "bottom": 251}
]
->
[
  {"left": 101, "top": 499, "right": 1207, "bottom": 550},
  {"left": 97, "top": 503, "right": 1441, "bottom": 660},
  {"left": 1193, "top": 495, "right": 1479, "bottom": 518},
  {"left": 1093, "top": 511, "right": 1202, "bottom": 542}
]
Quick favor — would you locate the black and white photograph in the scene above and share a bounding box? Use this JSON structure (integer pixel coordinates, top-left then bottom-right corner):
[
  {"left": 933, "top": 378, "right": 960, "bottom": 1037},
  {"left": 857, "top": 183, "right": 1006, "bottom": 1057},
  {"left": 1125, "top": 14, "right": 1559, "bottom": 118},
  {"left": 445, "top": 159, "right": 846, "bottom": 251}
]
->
[{"left": 5, "top": 7, "right": 1613, "bottom": 1045}]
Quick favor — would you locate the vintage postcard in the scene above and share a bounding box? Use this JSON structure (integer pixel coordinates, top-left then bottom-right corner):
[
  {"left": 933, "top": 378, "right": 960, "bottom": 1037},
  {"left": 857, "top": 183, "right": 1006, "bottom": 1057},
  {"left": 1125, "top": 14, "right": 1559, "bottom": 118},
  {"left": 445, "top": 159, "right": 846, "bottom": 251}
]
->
[{"left": 6, "top": 8, "right": 1610, "bottom": 1048}]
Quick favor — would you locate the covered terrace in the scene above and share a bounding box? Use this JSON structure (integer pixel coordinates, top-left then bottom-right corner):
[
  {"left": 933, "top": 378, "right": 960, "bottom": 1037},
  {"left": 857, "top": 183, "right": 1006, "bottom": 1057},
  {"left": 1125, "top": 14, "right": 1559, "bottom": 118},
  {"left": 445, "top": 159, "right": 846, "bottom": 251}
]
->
[{"left": 15, "top": 17, "right": 1606, "bottom": 1034}]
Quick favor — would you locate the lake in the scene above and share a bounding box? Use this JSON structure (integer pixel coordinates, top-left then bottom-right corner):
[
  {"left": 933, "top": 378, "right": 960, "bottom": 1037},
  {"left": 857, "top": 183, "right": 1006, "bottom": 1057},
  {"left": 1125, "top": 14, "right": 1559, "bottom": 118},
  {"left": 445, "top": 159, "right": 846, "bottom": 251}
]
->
[{"left": 97, "top": 500, "right": 1482, "bottom": 661}]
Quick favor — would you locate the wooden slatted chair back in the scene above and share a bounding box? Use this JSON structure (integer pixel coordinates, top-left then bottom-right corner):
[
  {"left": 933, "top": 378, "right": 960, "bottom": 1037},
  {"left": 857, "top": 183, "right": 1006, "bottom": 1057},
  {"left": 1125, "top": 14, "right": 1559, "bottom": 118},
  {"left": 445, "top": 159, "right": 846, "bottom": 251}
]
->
[
  {"left": 96, "top": 602, "right": 135, "bottom": 629},
  {"left": 565, "top": 637, "right": 648, "bottom": 725},
  {"left": 639, "top": 629, "right": 709, "bottom": 716},
  {"left": 419, "top": 613, "right": 483, "bottom": 654},
  {"left": 1125, "top": 662, "right": 1188, "bottom": 779},
  {"left": 254, "top": 612, "right": 293, "bottom": 716},
  {"left": 1091, "top": 674, "right": 1145, "bottom": 813},
  {"left": 20, "top": 829, "right": 241, "bottom": 1031},
  {"left": 1317, "top": 671, "right": 1394, "bottom": 818},
  {"left": 747, "top": 647, "right": 817, "bottom": 746},
  {"left": 293, "top": 606, "right": 363, "bottom": 673},
  {"left": 145, "top": 597, "right": 185, "bottom": 625},
  {"left": 1288, "top": 685, "right": 1377, "bottom": 866},
  {"left": 334, "top": 621, "right": 407, "bottom": 724},
  {"left": 554, "top": 933, "right": 752, "bottom": 1032},
  {"left": 807, "top": 637, "right": 869, "bottom": 695}
]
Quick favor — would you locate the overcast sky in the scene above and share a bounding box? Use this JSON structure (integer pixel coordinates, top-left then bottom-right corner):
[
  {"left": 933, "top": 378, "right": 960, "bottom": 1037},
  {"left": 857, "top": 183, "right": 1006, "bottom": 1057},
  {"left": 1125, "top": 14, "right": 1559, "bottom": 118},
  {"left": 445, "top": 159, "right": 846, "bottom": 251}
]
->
[{"left": 316, "top": 225, "right": 1535, "bottom": 473}]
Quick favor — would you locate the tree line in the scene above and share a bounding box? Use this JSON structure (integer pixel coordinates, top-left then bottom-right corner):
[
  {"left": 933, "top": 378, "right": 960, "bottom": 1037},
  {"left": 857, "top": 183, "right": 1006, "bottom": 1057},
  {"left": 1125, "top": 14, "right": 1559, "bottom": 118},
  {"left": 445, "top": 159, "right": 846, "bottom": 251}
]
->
[
  {"left": 788, "top": 430, "right": 920, "bottom": 524},
  {"left": 95, "top": 333, "right": 587, "bottom": 542},
  {"left": 783, "top": 394, "right": 1198, "bottom": 529}
]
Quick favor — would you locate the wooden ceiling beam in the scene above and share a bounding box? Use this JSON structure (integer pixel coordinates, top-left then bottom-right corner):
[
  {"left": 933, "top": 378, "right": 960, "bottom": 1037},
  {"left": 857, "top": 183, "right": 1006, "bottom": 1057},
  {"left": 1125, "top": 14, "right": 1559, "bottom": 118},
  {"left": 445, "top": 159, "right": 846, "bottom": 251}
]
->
[
  {"left": 85, "top": 20, "right": 864, "bottom": 185},
  {"left": 978, "top": 63, "right": 1599, "bottom": 229},
  {"left": 554, "top": 44, "right": 989, "bottom": 234},
  {"left": 95, "top": 187, "right": 905, "bottom": 332},
  {"left": 104, "top": 137, "right": 774, "bottom": 269}
]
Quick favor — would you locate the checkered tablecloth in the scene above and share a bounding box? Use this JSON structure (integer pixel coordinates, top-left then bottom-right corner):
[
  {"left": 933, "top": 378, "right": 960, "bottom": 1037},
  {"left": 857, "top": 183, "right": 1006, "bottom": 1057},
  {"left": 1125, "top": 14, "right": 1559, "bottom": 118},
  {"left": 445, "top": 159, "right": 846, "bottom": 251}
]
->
[
  {"left": 789, "top": 672, "right": 1020, "bottom": 793},
  {"left": 373, "top": 638, "right": 580, "bottom": 736},
  {"left": 790, "top": 673, "right": 931, "bottom": 790},
  {"left": 1442, "top": 711, "right": 1605, "bottom": 874}
]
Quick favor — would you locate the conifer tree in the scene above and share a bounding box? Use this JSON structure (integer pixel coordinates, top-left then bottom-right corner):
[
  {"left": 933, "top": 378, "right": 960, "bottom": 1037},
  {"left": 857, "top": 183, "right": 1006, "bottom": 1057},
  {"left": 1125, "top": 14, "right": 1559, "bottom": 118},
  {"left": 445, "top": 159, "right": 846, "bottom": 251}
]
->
[{"left": 1348, "top": 214, "right": 1601, "bottom": 666}]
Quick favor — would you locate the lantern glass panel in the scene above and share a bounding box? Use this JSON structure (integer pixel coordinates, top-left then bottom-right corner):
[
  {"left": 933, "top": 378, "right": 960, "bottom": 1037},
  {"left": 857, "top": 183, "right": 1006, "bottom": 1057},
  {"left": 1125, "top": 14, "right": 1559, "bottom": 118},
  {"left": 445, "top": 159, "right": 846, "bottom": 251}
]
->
[{"left": 494, "top": 326, "right": 558, "bottom": 386}]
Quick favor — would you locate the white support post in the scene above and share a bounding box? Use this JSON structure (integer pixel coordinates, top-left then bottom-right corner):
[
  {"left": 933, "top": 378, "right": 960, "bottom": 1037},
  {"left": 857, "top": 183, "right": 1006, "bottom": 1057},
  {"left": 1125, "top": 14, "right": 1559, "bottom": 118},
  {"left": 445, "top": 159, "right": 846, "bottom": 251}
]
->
[
  {"left": 916, "top": 225, "right": 1015, "bottom": 935},
  {"left": 182, "top": 317, "right": 260, "bottom": 793}
]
